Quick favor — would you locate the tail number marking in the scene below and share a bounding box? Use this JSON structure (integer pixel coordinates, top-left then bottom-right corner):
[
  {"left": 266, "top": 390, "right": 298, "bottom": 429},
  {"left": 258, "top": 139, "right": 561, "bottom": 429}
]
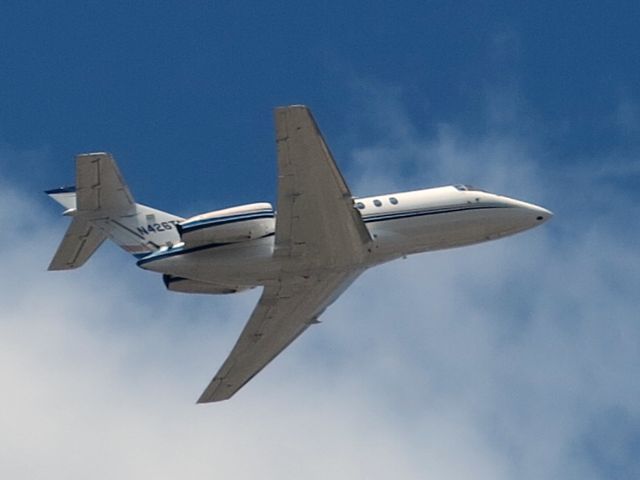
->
[{"left": 137, "top": 220, "right": 180, "bottom": 236}]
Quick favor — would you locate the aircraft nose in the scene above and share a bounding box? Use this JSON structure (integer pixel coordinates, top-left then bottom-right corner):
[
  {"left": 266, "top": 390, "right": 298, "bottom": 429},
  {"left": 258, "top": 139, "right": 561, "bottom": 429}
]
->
[
  {"left": 502, "top": 196, "right": 553, "bottom": 228},
  {"left": 531, "top": 205, "right": 553, "bottom": 224}
]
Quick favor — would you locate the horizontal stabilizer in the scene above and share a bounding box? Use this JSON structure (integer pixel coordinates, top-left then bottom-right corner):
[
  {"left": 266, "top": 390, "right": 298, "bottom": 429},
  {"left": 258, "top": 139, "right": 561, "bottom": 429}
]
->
[
  {"left": 48, "top": 217, "right": 107, "bottom": 270},
  {"left": 76, "top": 152, "right": 135, "bottom": 212},
  {"left": 45, "top": 186, "right": 77, "bottom": 211}
]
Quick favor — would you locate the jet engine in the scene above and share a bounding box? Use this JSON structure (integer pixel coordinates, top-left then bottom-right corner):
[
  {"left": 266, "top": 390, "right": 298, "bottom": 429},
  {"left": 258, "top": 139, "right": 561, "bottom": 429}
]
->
[
  {"left": 177, "top": 202, "right": 275, "bottom": 247},
  {"left": 163, "top": 275, "right": 254, "bottom": 295}
]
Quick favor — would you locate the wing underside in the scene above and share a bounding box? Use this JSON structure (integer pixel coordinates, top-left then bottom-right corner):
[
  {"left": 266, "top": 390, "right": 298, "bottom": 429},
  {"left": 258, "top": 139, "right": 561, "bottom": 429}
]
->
[
  {"left": 197, "top": 106, "right": 371, "bottom": 403},
  {"left": 274, "top": 106, "right": 371, "bottom": 265},
  {"left": 197, "top": 271, "right": 361, "bottom": 402}
]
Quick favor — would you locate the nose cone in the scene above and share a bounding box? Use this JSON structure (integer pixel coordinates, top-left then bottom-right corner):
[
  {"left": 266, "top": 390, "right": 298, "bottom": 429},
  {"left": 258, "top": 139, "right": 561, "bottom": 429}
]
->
[
  {"left": 530, "top": 205, "right": 553, "bottom": 224},
  {"left": 498, "top": 195, "right": 553, "bottom": 232},
  {"left": 516, "top": 202, "right": 553, "bottom": 232}
]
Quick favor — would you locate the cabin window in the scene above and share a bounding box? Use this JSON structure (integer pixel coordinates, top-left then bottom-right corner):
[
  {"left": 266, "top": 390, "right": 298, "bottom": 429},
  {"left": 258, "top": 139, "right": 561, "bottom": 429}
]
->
[
  {"left": 355, "top": 202, "right": 365, "bottom": 210},
  {"left": 389, "top": 197, "right": 398, "bottom": 205},
  {"left": 373, "top": 199, "right": 382, "bottom": 207}
]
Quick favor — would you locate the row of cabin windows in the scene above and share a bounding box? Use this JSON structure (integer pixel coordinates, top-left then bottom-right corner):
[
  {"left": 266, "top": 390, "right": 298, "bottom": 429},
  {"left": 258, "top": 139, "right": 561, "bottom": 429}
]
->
[{"left": 355, "top": 197, "right": 398, "bottom": 210}]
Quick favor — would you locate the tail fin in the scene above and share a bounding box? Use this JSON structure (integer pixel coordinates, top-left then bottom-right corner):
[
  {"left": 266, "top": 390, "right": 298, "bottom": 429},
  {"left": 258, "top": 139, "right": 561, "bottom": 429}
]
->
[{"left": 47, "top": 153, "right": 184, "bottom": 270}]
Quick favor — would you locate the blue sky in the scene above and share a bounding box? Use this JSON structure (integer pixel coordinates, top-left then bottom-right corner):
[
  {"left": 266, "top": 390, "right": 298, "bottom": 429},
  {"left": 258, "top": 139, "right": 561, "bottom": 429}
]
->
[{"left": 1, "top": 2, "right": 639, "bottom": 479}]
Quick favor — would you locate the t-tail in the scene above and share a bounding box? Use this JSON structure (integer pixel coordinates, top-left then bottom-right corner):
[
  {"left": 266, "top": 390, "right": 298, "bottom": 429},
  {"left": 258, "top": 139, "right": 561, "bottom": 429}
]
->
[{"left": 46, "top": 152, "right": 184, "bottom": 270}]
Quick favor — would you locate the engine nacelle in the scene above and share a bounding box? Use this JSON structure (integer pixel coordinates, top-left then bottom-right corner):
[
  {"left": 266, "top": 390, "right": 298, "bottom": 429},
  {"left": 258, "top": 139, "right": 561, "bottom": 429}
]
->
[
  {"left": 177, "top": 202, "right": 274, "bottom": 247},
  {"left": 163, "top": 275, "right": 253, "bottom": 295}
]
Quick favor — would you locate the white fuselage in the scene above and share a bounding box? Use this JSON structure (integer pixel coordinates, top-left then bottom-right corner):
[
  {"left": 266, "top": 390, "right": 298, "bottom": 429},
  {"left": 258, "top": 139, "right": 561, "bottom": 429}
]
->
[{"left": 137, "top": 185, "right": 551, "bottom": 287}]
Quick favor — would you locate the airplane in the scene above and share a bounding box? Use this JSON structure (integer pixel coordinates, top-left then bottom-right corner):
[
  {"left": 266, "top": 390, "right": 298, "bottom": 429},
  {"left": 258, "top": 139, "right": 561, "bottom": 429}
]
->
[{"left": 46, "top": 105, "right": 552, "bottom": 403}]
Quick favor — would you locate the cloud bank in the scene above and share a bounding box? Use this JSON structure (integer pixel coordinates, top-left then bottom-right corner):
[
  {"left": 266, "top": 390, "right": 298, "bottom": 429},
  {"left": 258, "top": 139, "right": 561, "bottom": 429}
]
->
[{"left": 1, "top": 94, "right": 639, "bottom": 479}]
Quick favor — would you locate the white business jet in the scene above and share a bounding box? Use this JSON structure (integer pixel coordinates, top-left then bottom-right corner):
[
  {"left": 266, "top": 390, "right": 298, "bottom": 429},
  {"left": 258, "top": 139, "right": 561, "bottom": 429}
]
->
[{"left": 47, "top": 105, "right": 552, "bottom": 403}]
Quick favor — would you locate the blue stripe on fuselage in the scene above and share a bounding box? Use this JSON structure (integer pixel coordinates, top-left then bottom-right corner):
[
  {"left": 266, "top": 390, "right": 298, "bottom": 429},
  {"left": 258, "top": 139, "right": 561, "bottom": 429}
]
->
[
  {"left": 178, "top": 210, "right": 274, "bottom": 234},
  {"left": 360, "top": 203, "right": 510, "bottom": 223},
  {"left": 136, "top": 232, "right": 276, "bottom": 267}
]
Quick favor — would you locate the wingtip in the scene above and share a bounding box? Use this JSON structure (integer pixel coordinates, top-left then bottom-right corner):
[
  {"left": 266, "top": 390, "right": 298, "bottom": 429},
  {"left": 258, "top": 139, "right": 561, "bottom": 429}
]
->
[
  {"left": 275, "top": 104, "right": 309, "bottom": 112},
  {"left": 44, "top": 185, "right": 76, "bottom": 195},
  {"left": 196, "top": 394, "right": 227, "bottom": 405},
  {"left": 47, "top": 260, "right": 76, "bottom": 271},
  {"left": 196, "top": 388, "right": 231, "bottom": 404},
  {"left": 196, "top": 390, "right": 209, "bottom": 404},
  {"left": 76, "top": 151, "right": 111, "bottom": 158},
  {"left": 196, "top": 378, "right": 236, "bottom": 404}
]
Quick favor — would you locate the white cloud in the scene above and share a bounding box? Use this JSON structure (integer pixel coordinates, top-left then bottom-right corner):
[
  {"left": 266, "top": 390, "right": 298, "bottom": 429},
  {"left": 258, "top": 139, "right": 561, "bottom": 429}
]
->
[{"left": 1, "top": 92, "right": 639, "bottom": 479}]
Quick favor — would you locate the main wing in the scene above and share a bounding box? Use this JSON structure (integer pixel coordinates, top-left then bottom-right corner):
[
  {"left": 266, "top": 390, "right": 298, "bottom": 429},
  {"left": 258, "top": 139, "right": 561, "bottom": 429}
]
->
[
  {"left": 274, "top": 105, "right": 371, "bottom": 265},
  {"left": 197, "top": 271, "right": 361, "bottom": 403},
  {"left": 197, "top": 106, "right": 371, "bottom": 403}
]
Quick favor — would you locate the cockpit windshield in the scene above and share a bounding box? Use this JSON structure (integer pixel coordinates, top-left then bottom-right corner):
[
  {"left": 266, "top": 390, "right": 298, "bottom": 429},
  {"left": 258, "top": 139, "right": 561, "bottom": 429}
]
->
[{"left": 453, "top": 184, "right": 487, "bottom": 192}]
